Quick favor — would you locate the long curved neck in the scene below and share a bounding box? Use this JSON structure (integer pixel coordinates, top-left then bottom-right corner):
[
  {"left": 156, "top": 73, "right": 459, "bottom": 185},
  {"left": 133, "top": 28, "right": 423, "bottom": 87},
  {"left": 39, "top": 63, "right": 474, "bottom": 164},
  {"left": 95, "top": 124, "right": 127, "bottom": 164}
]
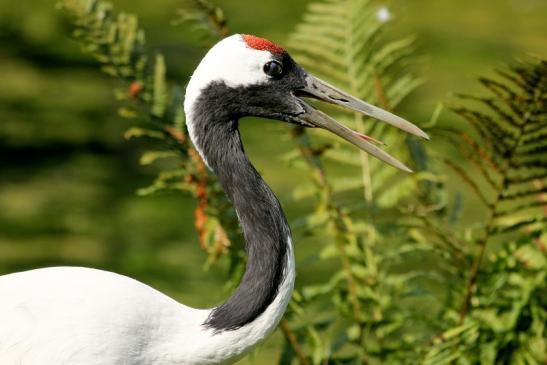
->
[{"left": 188, "top": 98, "right": 293, "bottom": 333}]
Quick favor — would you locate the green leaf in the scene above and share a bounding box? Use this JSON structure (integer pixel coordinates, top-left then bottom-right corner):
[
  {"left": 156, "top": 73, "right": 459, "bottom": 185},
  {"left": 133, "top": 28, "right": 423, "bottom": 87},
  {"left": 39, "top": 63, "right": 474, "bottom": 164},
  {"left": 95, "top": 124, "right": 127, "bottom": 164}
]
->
[
  {"left": 139, "top": 150, "right": 178, "bottom": 165},
  {"left": 124, "top": 127, "right": 164, "bottom": 140},
  {"left": 152, "top": 54, "right": 167, "bottom": 118}
]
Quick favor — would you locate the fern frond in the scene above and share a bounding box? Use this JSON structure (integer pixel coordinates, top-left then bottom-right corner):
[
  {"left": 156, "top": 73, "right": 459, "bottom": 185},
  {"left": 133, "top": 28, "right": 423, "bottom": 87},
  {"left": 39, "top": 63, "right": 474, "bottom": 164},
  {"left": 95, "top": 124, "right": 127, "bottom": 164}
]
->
[
  {"left": 447, "top": 60, "right": 547, "bottom": 235},
  {"left": 426, "top": 59, "right": 547, "bottom": 364},
  {"left": 288, "top": 0, "right": 424, "bottom": 207}
]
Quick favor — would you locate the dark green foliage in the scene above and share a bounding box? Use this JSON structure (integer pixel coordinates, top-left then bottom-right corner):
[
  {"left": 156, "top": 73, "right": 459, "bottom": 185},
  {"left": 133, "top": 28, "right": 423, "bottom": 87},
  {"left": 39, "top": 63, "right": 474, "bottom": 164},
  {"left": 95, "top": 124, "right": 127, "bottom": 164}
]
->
[
  {"left": 424, "top": 236, "right": 546, "bottom": 365},
  {"left": 422, "top": 60, "right": 547, "bottom": 365},
  {"left": 58, "top": 0, "right": 546, "bottom": 363}
]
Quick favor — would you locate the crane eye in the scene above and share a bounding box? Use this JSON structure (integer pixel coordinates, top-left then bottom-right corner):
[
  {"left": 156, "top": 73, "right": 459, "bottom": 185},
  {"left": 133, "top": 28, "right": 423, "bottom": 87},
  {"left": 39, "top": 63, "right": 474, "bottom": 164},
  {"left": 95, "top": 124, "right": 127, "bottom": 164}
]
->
[{"left": 263, "top": 61, "right": 283, "bottom": 78}]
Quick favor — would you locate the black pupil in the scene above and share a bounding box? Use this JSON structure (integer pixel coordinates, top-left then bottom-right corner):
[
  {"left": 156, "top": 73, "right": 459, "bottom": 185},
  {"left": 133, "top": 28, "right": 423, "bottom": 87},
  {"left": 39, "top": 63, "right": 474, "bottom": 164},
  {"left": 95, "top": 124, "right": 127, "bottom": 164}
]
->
[{"left": 263, "top": 61, "right": 283, "bottom": 77}]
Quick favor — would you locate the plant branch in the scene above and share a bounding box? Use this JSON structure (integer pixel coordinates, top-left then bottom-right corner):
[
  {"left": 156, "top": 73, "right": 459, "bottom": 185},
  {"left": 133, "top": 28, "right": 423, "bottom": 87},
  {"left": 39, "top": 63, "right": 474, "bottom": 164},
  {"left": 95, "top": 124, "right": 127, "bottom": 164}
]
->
[{"left": 279, "top": 319, "right": 310, "bottom": 365}]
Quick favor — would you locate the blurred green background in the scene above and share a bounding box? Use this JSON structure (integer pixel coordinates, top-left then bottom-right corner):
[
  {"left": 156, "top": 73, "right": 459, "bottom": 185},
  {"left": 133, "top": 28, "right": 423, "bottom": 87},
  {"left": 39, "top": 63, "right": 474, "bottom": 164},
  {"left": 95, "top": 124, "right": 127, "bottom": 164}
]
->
[{"left": 0, "top": 0, "right": 545, "bottom": 362}]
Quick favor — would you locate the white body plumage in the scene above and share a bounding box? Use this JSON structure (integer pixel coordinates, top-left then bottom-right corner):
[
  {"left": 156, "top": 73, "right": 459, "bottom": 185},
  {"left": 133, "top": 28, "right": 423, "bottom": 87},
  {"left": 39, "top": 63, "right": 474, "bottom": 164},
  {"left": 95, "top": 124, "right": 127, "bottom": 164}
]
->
[{"left": 0, "top": 244, "right": 294, "bottom": 364}]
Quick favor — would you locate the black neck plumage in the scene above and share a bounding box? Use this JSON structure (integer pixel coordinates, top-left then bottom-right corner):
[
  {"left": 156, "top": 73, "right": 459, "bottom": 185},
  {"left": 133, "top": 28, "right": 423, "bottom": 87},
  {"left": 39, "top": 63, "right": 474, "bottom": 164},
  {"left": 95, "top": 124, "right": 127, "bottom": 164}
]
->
[{"left": 190, "top": 84, "right": 291, "bottom": 331}]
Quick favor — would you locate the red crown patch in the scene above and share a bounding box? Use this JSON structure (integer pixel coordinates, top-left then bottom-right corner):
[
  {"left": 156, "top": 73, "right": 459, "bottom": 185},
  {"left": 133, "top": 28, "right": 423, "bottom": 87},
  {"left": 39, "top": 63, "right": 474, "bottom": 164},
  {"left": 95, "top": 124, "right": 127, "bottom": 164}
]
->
[{"left": 241, "top": 34, "right": 286, "bottom": 55}]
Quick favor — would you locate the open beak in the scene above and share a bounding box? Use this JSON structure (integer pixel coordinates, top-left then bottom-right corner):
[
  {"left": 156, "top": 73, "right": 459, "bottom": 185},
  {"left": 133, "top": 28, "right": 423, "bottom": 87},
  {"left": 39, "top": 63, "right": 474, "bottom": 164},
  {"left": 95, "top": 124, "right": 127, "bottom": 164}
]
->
[{"left": 294, "top": 74, "right": 429, "bottom": 173}]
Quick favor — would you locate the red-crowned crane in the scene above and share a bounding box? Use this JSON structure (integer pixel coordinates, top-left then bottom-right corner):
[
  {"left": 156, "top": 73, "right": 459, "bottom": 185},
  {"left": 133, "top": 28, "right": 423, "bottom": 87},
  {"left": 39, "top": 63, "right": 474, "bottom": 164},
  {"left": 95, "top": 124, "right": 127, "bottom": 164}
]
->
[{"left": 0, "top": 34, "right": 428, "bottom": 364}]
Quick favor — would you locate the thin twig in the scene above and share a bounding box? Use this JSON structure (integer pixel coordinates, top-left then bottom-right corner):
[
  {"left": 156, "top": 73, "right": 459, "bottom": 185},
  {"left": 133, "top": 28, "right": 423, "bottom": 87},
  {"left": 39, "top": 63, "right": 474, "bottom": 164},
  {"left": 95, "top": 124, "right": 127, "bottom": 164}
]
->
[
  {"left": 374, "top": 74, "right": 391, "bottom": 110},
  {"left": 279, "top": 319, "right": 310, "bottom": 365},
  {"left": 332, "top": 207, "right": 363, "bottom": 323},
  {"left": 193, "top": 0, "right": 229, "bottom": 38},
  {"left": 188, "top": 148, "right": 209, "bottom": 250}
]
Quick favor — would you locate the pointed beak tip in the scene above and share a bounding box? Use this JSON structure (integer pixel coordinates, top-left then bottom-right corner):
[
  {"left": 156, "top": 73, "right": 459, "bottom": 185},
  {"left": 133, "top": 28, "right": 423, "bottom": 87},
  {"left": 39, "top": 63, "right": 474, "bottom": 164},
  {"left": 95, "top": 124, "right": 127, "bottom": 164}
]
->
[
  {"left": 420, "top": 130, "right": 431, "bottom": 141},
  {"left": 402, "top": 166, "right": 414, "bottom": 174},
  {"left": 392, "top": 160, "right": 413, "bottom": 173},
  {"left": 406, "top": 125, "right": 430, "bottom": 140}
]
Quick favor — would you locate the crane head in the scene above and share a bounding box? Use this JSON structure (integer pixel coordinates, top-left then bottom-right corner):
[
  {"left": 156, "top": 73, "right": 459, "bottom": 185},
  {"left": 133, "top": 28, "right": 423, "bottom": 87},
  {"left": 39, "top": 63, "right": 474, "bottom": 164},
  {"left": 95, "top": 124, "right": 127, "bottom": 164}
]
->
[{"left": 184, "top": 34, "right": 429, "bottom": 172}]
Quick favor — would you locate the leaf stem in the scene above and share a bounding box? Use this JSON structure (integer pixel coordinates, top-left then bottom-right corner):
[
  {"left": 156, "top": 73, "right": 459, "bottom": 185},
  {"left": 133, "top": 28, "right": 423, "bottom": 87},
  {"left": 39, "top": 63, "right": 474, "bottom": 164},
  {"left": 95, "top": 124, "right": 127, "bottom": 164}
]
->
[{"left": 279, "top": 319, "right": 310, "bottom": 365}]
